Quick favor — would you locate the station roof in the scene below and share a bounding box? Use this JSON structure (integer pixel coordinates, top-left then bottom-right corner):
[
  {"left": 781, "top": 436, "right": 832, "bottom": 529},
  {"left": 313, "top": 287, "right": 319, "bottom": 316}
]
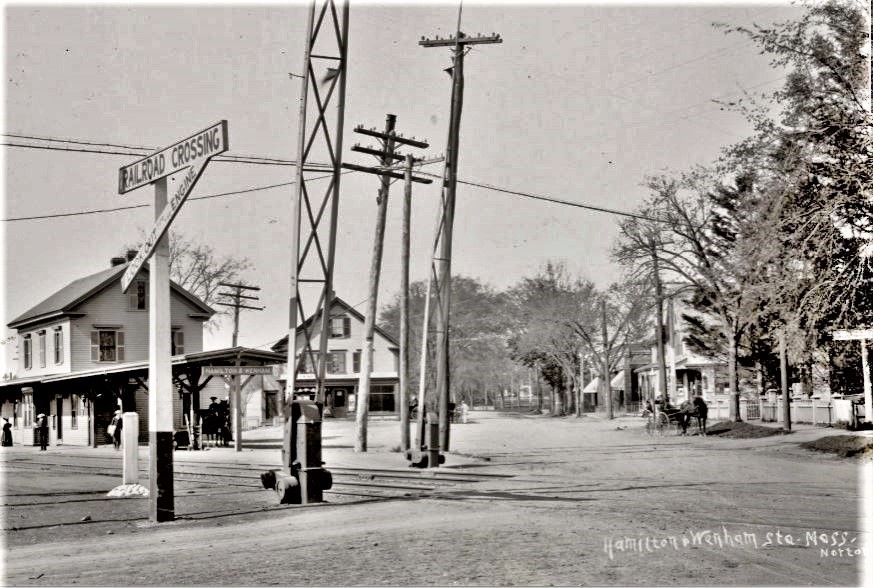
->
[
  {"left": 8, "top": 262, "right": 214, "bottom": 330},
  {"left": 0, "top": 347, "right": 285, "bottom": 390}
]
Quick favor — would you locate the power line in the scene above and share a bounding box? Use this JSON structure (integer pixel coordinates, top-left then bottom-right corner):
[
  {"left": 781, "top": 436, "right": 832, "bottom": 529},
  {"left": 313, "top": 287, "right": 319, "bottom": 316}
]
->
[
  {"left": 1, "top": 137, "right": 329, "bottom": 168},
  {"left": 417, "top": 172, "right": 663, "bottom": 222},
  {"left": 0, "top": 135, "right": 327, "bottom": 169},
  {"left": 3, "top": 167, "right": 661, "bottom": 223}
]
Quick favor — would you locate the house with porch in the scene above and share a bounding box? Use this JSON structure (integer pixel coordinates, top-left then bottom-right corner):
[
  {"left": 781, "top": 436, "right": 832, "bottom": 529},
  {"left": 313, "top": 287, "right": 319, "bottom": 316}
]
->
[
  {"left": 271, "top": 296, "right": 400, "bottom": 418},
  {"left": 634, "top": 299, "right": 728, "bottom": 406},
  {"left": 0, "top": 253, "right": 284, "bottom": 447}
]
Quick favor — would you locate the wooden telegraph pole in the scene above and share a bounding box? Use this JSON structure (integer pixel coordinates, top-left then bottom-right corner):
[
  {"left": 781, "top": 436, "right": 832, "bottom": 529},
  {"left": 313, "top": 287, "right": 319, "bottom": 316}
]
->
[
  {"left": 779, "top": 329, "right": 790, "bottom": 431},
  {"left": 601, "top": 298, "right": 614, "bottom": 420},
  {"left": 216, "top": 282, "right": 263, "bottom": 451},
  {"left": 419, "top": 21, "right": 502, "bottom": 452},
  {"left": 650, "top": 238, "right": 668, "bottom": 409},
  {"left": 400, "top": 154, "right": 414, "bottom": 453},
  {"left": 341, "top": 116, "right": 430, "bottom": 453}
]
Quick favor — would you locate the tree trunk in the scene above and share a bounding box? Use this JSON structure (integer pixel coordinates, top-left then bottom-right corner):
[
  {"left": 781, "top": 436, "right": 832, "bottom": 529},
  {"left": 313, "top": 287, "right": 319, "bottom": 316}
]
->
[{"left": 728, "top": 333, "right": 741, "bottom": 422}]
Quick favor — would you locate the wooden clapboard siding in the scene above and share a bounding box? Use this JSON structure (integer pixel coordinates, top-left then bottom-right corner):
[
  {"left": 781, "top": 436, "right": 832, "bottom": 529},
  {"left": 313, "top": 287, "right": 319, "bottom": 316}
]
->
[
  {"left": 70, "top": 273, "right": 206, "bottom": 372},
  {"left": 292, "top": 300, "right": 399, "bottom": 377},
  {"left": 15, "top": 318, "right": 73, "bottom": 378}
]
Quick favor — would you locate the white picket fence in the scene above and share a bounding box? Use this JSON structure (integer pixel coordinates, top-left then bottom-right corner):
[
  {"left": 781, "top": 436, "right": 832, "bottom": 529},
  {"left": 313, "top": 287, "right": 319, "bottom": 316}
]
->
[{"left": 707, "top": 396, "right": 866, "bottom": 426}]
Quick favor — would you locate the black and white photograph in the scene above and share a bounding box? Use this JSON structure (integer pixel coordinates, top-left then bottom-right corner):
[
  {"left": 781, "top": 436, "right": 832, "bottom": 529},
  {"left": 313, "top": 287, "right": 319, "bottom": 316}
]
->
[{"left": 1, "top": 1, "right": 872, "bottom": 585}]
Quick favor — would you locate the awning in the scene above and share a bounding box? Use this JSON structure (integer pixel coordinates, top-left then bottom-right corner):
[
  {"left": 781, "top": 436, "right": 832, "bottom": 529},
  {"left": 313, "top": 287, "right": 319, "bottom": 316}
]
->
[
  {"left": 611, "top": 372, "right": 626, "bottom": 390},
  {"left": 582, "top": 377, "right": 601, "bottom": 394}
]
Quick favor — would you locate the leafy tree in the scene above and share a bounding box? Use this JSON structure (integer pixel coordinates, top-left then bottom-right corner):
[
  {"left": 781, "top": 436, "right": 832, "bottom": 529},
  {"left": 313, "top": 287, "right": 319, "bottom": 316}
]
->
[
  {"left": 379, "top": 275, "right": 514, "bottom": 411},
  {"left": 614, "top": 171, "right": 773, "bottom": 420},
  {"left": 508, "top": 262, "right": 588, "bottom": 415},
  {"left": 717, "top": 0, "right": 872, "bottom": 392}
]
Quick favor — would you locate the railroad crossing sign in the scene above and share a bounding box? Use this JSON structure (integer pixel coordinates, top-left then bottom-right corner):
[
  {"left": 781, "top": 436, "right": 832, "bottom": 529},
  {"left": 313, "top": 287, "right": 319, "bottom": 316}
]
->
[
  {"left": 120, "top": 120, "right": 228, "bottom": 292},
  {"left": 117, "top": 121, "right": 228, "bottom": 524},
  {"left": 202, "top": 365, "right": 275, "bottom": 376}
]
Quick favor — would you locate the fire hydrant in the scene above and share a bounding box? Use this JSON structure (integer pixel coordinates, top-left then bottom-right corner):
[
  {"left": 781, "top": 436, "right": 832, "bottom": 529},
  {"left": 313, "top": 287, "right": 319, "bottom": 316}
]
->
[{"left": 261, "top": 398, "right": 332, "bottom": 504}]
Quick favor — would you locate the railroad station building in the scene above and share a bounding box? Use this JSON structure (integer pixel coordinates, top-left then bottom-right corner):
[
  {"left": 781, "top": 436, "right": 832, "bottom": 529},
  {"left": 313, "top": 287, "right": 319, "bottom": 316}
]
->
[
  {"left": 271, "top": 296, "right": 400, "bottom": 418},
  {"left": 0, "top": 253, "right": 284, "bottom": 447}
]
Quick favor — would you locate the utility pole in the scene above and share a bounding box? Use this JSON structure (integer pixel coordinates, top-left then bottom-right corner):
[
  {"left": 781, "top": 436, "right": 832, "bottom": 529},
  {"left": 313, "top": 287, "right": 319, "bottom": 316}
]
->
[
  {"left": 651, "top": 237, "right": 668, "bottom": 408},
  {"left": 602, "top": 297, "right": 614, "bottom": 420},
  {"left": 216, "top": 282, "right": 263, "bottom": 452},
  {"left": 341, "top": 115, "right": 430, "bottom": 453},
  {"left": 779, "top": 329, "right": 790, "bottom": 432},
  {"left": 400, "top": 154, "right": 414, "bottom": 453},
  {"left": 420, "top": 22, "right": 502, "bottom": 452}
]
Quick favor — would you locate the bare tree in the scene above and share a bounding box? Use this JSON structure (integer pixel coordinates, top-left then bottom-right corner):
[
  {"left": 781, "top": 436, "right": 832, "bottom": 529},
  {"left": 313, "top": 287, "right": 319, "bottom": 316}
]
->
[{"left": 125, "top": 232, "right": 253, "bottom": 326}]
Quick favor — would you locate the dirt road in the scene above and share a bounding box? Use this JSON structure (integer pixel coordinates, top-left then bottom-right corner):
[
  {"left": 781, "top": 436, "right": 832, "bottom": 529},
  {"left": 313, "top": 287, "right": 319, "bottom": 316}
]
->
[{"left": 3, "top": 412, "right": 869, "bottom": 586}]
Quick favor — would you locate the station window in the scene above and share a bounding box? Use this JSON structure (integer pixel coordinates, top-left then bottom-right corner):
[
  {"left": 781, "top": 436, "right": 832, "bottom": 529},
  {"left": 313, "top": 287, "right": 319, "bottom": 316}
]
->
[
  {"left": 53, "top": 328, "right": 63, "bottom": 365},
  {"left": 23, "top": 335, "right": 32, "bottom": 370},
  {"left": 172, "top": 330, "right": 185, "bottom": 355},
  {"left": 38, "top": 331, "right": 46, "bottom": 368},
  {"left": 90, "top": 330, "right": 125, "bottom": 362},
  {"left": 129, "top": 280, "right": 148, "bottom": 310}
]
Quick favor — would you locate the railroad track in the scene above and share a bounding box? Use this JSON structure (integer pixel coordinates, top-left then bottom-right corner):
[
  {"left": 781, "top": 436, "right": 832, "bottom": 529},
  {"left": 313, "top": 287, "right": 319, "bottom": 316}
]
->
[{"left": 2, "top": 453, "right": 515, "bottom": 513}]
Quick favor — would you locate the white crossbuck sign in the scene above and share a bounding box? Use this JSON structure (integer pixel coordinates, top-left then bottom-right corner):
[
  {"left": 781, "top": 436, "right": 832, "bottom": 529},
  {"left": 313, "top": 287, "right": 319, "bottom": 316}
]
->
[{"left": 120, "top": 121, "right": 228, "bottom": 292}]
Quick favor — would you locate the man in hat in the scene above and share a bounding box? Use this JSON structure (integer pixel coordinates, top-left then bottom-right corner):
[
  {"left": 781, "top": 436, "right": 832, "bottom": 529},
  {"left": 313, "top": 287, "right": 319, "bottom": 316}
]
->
[{"left": 36, "top": 413, "right": 48, "bottom": 450}]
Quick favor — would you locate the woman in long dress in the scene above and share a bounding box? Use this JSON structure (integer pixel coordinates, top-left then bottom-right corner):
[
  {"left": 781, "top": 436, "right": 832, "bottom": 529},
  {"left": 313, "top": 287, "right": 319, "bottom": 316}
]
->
[{"left": 1, "top": 417, "right": 12, "bottom": 446}]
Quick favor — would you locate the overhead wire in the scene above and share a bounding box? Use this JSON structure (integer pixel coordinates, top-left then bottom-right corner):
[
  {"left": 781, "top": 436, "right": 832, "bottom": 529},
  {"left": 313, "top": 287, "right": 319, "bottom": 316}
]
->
[{"left": 1, "top": 132, "right": 303, "bottom": 164}]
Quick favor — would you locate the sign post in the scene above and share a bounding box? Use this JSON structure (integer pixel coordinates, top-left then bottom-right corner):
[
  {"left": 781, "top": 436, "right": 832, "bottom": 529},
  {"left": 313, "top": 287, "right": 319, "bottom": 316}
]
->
[
  {"left": 119, "top": 121, "right": 228, "bottom": 523},
  {"left": 833, "top": 328, "right": 873, "bottom": 424}
]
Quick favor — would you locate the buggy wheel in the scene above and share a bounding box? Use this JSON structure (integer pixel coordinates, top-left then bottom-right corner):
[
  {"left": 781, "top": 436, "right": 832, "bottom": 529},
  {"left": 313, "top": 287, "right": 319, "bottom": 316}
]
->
[{"left": 655, "top": 412, "right": 670, "bottom": 435}]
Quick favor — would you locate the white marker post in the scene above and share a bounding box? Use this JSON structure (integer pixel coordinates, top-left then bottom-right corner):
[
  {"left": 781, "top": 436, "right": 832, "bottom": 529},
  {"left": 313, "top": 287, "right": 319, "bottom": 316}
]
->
[{"left": 119, "top": 121, "right": 228, "bottom": 523}]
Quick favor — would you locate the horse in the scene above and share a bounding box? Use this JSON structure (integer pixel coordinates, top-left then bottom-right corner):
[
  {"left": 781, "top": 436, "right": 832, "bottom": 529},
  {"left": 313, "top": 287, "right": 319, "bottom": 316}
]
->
[
  {"left": 677, "top": 397, "right": 708, "bottom": 435},
  {"left": 691, "top": 395, "right": 708, "bottom": 435}
]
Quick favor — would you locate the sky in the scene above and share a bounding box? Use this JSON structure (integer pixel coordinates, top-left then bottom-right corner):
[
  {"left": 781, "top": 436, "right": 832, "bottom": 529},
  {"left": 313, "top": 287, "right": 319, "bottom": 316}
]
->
[{"left": 1, "top": 1, "right": 805, "bottom": 375}]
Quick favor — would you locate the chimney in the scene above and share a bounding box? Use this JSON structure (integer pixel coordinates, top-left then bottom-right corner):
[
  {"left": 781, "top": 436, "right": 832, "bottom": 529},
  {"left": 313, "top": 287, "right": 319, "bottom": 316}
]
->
[
  {"left": 126, "top": 249, "right": 137, "bottom": 261},
  {"left": 110, "top": 256, "right": 126, "bottom": 267}
]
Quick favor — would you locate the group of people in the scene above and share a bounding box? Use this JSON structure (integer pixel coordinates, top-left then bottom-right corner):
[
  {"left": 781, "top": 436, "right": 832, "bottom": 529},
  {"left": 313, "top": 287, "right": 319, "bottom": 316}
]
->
[{"left": 201, "top": 396, "right": 232, "bottom": 447}]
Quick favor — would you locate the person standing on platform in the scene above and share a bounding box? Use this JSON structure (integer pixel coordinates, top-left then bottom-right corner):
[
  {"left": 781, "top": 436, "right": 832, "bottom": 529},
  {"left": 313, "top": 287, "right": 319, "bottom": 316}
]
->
[
  {"left": 109, "top": 410, "right": 123, "bottom": 450},
  {"left": 2, "top": 417, "right": 12, "bottom": 446},
  {"left": 36, "top": 413, "right": 48, "bottom": 450}
]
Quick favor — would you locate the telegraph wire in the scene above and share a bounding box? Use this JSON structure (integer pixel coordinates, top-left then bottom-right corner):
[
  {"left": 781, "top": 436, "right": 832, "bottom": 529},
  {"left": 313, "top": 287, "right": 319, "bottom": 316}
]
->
[
  {"left": 0, "top": 135, "right": 327, "bottom": 169},
  {"left": 3, "top": 167, "right": 660, "bottom": 223},
  {"left": 416, "top": 172, "right": 663, "bottom": 222},
  {"left": 1, "top": 137, "right": 322, "bottom": 168}
]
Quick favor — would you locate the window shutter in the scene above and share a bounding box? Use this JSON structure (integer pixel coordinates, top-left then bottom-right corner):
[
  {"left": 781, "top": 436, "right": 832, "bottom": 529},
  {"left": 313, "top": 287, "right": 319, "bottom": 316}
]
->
[
  {"left": 129, "top": 287, "right": 138, "bottom": 310},
  {"left": 173, "top": 331, "right": 184, "bottom": 355},
  {"left": 343, "top": 317, "right": 351, "bottom": 338},
  {"left": 117, "top": 331, "right": 125, "bottom": 362},
  {"left": 90, "top": 332, "right": 99, "bottom": 362}
]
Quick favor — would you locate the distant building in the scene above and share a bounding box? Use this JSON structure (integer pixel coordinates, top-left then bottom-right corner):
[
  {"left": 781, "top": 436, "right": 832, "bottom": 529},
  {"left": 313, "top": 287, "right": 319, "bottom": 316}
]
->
[
  {"left": 581, "top": 342, "right": 651, "bottom": 413},
  {"left": 272, "top": 296, "right": 399, "bottom": 417}
]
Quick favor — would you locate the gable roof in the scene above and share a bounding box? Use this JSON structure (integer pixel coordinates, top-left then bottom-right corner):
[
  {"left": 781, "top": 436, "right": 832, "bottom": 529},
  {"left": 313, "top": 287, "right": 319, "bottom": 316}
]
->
[
  {"left": 8, "top": 262, "right": 215, "bottom": 330},
  {"left": 271, "top": 296, "right": 399, "bottom": 352}
]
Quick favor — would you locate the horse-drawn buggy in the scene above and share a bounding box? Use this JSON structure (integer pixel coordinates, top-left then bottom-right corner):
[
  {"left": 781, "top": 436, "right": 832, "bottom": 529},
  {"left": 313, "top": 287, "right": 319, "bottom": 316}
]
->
[{"left": 643, "top": 396, "right": 708, "bottom": 436}]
